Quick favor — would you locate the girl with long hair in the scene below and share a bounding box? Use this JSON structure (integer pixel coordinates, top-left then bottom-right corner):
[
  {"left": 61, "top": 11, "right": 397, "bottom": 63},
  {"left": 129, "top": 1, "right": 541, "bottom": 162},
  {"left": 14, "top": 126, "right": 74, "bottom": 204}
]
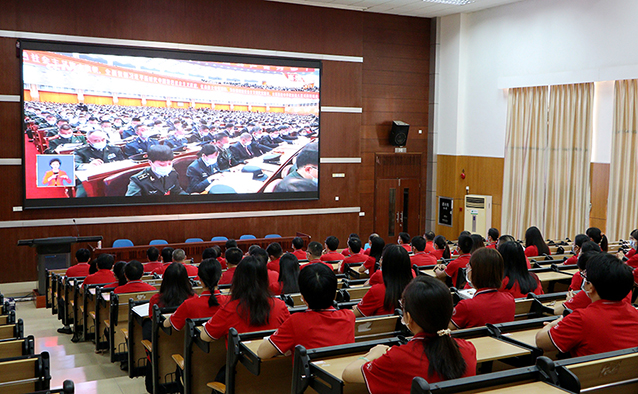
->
[
  {"left": 432, "top": 235, "right": 451, "bottom": 260},
  {"left": 587, "top": 227, "right": 608, "bottom": 252},
  {"left": 359, "top": 236, "right": 385, "bottom": 274},
  {"left": 524, "top": 226, "right": 550, "bottom": 257},
  {"left": 498, "top": 241, "right": 542, "bottom": 298},
  {"left": 147, "top": 262, "right": 195, "bottom": 316},
  {"left": 276, "top": 253, "right": 300, "bottom": 295}
]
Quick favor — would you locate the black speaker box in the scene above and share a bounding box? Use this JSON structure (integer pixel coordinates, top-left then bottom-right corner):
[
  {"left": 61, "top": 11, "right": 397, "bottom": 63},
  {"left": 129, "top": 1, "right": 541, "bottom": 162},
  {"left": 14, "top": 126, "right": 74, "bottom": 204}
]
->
[{"left": 389, "top": 121, "right": 409, "bottom": 146}]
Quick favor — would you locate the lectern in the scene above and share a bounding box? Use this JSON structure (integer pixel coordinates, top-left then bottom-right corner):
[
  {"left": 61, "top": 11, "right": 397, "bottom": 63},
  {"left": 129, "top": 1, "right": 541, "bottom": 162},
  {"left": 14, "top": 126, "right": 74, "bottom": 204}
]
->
[{"left": 17, "top": 236, "right": 102, "bottom": 293}]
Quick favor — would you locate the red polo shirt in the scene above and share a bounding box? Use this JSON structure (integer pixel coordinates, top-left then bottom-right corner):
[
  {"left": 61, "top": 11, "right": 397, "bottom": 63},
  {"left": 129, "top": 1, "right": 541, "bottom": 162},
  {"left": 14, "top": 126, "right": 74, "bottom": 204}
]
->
[
  {"left": 153, "top": 262, "right": 198, "bottom": 277},
  {"left": 267, "top": 308, "right": 355, "bottom": 355},
  {"left": 169, "top": 290, "right": 230, "bottom": 331},
  {"left": 292, "top": 250, "right": 307, "bottom": 260},
  {"left": 424, "top": 241, "right": 435, "bottom": 253},
  {"left": 400, "top": 244, "right": 412, "bottom": 253},
  {"left": 356, "top": 284, "right": 394, "bottom": 317},
  {"left": 451, "top": 289, "right": 515, "bottom": 329},
  {"left": 362, "top": 332, "right": 477, "bottom": 394},
  {"left": 431, "top": 249, "right": 444, "bottom": 260},
  {"left": 569, "top": 271, "right": 583, "bottom": 291},
  {"left": 148, "top": 292, "right": 196, "bottom": 317},
  {"left": 634, "top": 268, "right": 638, "bottom": 285},
  {"left": 320, "top": 252, "right": 344, "bottom": 262},
  {"left": 500, "top": 275, "right": 543, "bottom": 299},
  {"left": 444, "top": 254, "right": 471, "bottom": 286},
  {"left": 301, "top": 260, "right": 334, "bottom": 271},
  {"left": 219, "top": 266, "right": 237, "bottom": 285},
  {"left": 563, "top": 289, "right": 632, "bottom": 311},
  {"left": 627, "top": 248, "right": 636, "bottom": 258},
  {"left": 143, "top": 261, "right": 163, "bottom": 273},
  {"left": 66, "top": 263, "right": 90, "bottom": 277},
  {"left": 410, "top": 252, "right": 437, "bottom": 267},
  {"left": 626, "top": 254, "right": 638, "bottom": 269},
  {"left": 203, "top": 298, "right": 290, "bottom": 340},
  {"left": 485, "top": 242, "right": 497, "bottom": 249},
  {"left": 151, "top": 263, "right": 171, "bottom": 276},
  {"left": 82, "top": 269, "right": 117, "bottom": 287},
  {"left": 267, "top": 269, "right": 280, "bottom": 295},
  {"left": 563, "top": 255, "right": 578, "bottom": 266},
  {"left": 217, "top": 257, "right": 228, "bottom": 270},
  {"left": 114, "top": 280, "right": 157, "bottom": 294},
  {"left": 363, "top": 256, "right": 379, "bottom": 274},
  {"left": 339, "top": 253, "right": 369, "bottom": 273},
  {"left": 368, "top": 269, "right": 416, "bottom": 286},
  {"left": 525, "top": 246, "right": 551, "bottom": 258},
  {"left": 267, "top": 257, "right": 281, "bottom": 273},
  {"left": 549, "top": 299, "right": 638, "bottom": 357}
]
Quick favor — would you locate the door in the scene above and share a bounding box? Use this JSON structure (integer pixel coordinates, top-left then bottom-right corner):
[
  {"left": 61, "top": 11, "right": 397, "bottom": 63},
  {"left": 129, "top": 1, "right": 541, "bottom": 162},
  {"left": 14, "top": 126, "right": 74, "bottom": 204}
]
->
[{"left": 375, "top": 178, "right": 420, "bottom": 245}]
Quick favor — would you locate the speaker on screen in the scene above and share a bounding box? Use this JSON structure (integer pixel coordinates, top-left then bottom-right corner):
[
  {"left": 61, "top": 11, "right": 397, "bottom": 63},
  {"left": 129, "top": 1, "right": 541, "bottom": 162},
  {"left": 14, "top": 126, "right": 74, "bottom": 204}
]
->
[{"left": 389, "top": 121, "right": 409, "bottom": 146}]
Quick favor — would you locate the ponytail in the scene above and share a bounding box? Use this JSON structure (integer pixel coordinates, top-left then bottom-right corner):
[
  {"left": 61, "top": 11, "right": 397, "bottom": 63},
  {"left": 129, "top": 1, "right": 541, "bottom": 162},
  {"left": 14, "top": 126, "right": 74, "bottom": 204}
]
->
[
  {"left": 433, "top": 236, "right": 451, "bottom": 259},
  {"left": 423, "top": 334, "right": 467, "bottom": 380},
  {"left": 600, "top": 234, "right": 608, "bottom": 253},
  {"left": 198, "top": 258, "right": 222, "bottom": 308},
  {"left": 587, "top": 227, "right": 608, "bottom": 252}
]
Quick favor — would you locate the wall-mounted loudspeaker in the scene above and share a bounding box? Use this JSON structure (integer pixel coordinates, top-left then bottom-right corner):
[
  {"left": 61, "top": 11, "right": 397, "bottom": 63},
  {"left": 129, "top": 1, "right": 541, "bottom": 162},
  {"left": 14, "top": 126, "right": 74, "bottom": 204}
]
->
[{"left": 389, "top": 121, "right": 409, "bottom": 146}]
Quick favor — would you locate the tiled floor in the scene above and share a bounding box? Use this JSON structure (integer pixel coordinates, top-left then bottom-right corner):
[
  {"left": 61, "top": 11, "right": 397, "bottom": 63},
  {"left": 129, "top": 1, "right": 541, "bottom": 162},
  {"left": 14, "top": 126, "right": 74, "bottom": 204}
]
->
[{"left": 17, "top": 300, "right": 148, "bottom": 393}]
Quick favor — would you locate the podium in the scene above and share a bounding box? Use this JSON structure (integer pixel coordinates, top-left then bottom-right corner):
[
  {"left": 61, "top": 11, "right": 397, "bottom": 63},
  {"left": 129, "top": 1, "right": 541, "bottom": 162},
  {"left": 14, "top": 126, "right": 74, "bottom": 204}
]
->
[{"left": 18, "top": 236, "right": 103, "bottom": 293}]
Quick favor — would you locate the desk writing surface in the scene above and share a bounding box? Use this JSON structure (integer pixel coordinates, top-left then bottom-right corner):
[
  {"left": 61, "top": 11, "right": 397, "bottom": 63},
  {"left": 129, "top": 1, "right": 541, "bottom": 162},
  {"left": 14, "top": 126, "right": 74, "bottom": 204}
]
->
[
  {"left": 561, "top": 268, "right": 579, "bottom": 276},
  {"left": 89, "top": 288, "right": 96, "bottom": 295},
  {"left": 472, "top": 381, "right": 570, "bottom": 394},
  {"left": 501, "top": 329, "right": 539, "bottom": 348},
  {"left": 536, "top": 271, "right": 572, "bottom": 283},
  {"left": 312, "top": 353, "right": 364, "bottom": 381},
  {"left": 467, "top": 337, "right": 531, "bottom": 362},
  {"left": 101, "top": 292, "right": 111, "bottom": 302},
  {"left": 242, "top": 338, "right": 265, "bottom": 355}
]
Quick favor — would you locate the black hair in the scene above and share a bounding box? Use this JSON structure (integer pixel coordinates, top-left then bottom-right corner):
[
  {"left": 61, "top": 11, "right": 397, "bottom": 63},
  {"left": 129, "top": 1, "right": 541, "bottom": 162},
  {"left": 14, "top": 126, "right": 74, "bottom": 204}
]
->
[
  {"left": 425, "top": 231, "right": 435, "bottom": 241},
  {"left": 411, "top": 236, "right": 426, "bottom": 252},
  {"left": 574, "top": 234, "right": 589, "bottom": 249},
  {"left": 159, "top": 262, "right": 195, "bottom": 308},
  {"left": 275, "top": 175, "right": 317, "bottom": 192},
  {"left": 580, "top": 241, "right": 602, "bottom": 255},
  {"left": 433, "top": 236, "right": 451, "bottom": 259},
  {"left": 498, "top": 235, "right": 516, "bottom": 245},
  {"left": 468, "top": 248, "right": 504, "bottom": 289},
  {"left": 113, "top": 261, "right": 128, "bottom": 286},
  {"left": 349, "top": 233, "right": 360, "bottom": 240},
  {"left": 577, "top": 250, "right": 600, "bottom": 271},
  {"left": 230, "top": 256, "right": 272, "bottom": 326},
  {"left": 470, "top": 234, "right": 485, "bottom": 253},
  {"left": 369, "top": 237, "right": 385, "bottom": 271},
  {"left": 586, "top": 227, "right": 608, "bottom": 252},
  {"left": 524, "top": 226, "right": 550, "bottom": 255},
  {"left": 325, "top": 236, "right": 339, "bottom": 251},
  {"left": 292, "top": 237, "right": 304, "bottom": 250},
  {"left": 211, "top": 245, "right": 223, "bottom": 259},
  {"left": 147, "top": 144, "right": 174, "bottom": 162},
  {"left": 488, "top": 228, "right": 500, "bottom": 241},
  {"left": 198, "top": 258, "right": 223, "bottom": 308},
  {"left": 296, "top": 147, "right": 318, "bottom": 168},
  {"left": 225, "top": 247, "right": 243, "bottom": 266},
  {"left": 457, "top": 234, "right": 473, "bottom": 254},
  {"left": 76, "top": 248, "right": 91, "bottom": 263},
  {"left": 278, "top": 253, "right": 300, "bottom": 295},
  {"left": 348, "top": 237, "right": 362, "bottom": 254},
  {"left": 226, "top": 239, "right": 238, "bottom": 248},
  {"left": 631, "top": 229, "right": 638, "bottom": 240},
  {"left": 307, "top": 241, "right": 323, "bottom": 258},
  {"left": 381, "top": 245, "right": 414, "bottom": 311},
  {"left": 586, "top": 253, "right": 633, "bottom": 301},
  {"left": 249, "top": 247, "right": 269, "bottom": 266},
  {"left": 161, "top": 247, "right": 174, "bottom": 263},
  {"left": 398, "top": 232, "right": 410, "bottom": 244},
  {"left": 459, "top": 231, "right": 471, "bottom": 237},
  {"left": 124, "top": 260, "right": 144, "bottom": 281},
  {"left": 96, "top": 254, "right": 115, "bottom": 270},
  {"left": 202, "top": 247, "right": 217, "bottom": 260},
  {"left": 199, "top": 144, "right": 219, "bottom": 156},
  {"left": 89, "top": 260, "right": 98, "bottom": 275},
  {"left": 498, "top": 241, "right": 539, "bottom": 294},
  {"left": 402, "top": 276, "right": 467, "bottom": 380},
  {"left": 298, "top": 262, "right": 337, "bottom": 310},
  {"left": 49, "top": 158, "right": 61, "bottom": 166},
  {"left": 266, "top": 242, "right": 283, "bottom": 259},
  {"left": 146, "top": 247, "right": 160, "bottom": 262}
]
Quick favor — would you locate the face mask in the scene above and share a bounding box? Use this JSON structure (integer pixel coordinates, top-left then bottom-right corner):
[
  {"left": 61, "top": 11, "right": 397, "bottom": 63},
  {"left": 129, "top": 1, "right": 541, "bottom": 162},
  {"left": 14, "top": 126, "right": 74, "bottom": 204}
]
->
[
  {"left": 311, "top": 177, "right": 318, "bottom": 185},
  {"left": 272, "top": 133, "right": 279, "bottom": 138},
  {"left": 91, "top": 141, "right": 107, "bottom": 150},
  {"left": 59, "top": 132, "right": 72, "bottom": 139},
  {"left": 631, "top": 240, "right": 636, "bottom": 249},
  {"left": 202, "top": 156, "right": 217, "bottom": 167},
  {"left": 223, "top": 143, "right": 230, "bottom": 150},
  {"left": 152, "top": 164, "right": 173, "bottom": 177}
]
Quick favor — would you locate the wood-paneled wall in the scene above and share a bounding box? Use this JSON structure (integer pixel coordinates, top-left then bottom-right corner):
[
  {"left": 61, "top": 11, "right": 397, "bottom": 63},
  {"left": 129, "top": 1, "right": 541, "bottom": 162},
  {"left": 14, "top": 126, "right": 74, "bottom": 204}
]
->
[
  {"left": 0, "top": 0, "right": 432, "bottom": 283},
  {"left": 590, "top": 162, "right": 610, "bottom": 232}
]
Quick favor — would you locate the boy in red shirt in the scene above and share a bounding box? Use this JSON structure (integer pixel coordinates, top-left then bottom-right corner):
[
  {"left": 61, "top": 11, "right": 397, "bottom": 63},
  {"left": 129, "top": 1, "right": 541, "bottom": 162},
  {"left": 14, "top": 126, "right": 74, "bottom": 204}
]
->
[
  {"left": 424, "top": 231, "right": 436, "bottom": 253},
  {"left": 536, "top": 253, "right": 638, "bottom": 357},
  {"left": 151, "top": 247, "right": 174, "bottom": 275},
  {"left": 339, "top": 237, "right": 368, "bottom": 273},
  {"left": 266, "top": 242, "right": 284, "bottom": 272},
  {"left": 320, "top": 236, "right": 345, "bottom": 262},
  {"left": 291, "top": 237, "right": 307, "bottom": 260},
  {"left": 410, "top": 236, "right": 437, "bottom": 266},
  {"left": 258, "top": 262, "right": 355, "bottom": 358},
  {"left": 114, "top": 261, "right": 157, "bottom": 294},
  {"left": 398, "top": 232, "right": 412, "bottom": 253},
  {"left": 82, "top": 254, "right": 117, "bottom": 287},
  {"left": 142, "top": 247, "right": 163, "bottom": 273},
  {"left": 301, "top": 242, "right": 335, "bottom": 271},
  {"left": 434, "top": 234, "right": 472, "bottom": 287},
  {"left": 219, "top": 247, "right": 243, "bottom": 285}
]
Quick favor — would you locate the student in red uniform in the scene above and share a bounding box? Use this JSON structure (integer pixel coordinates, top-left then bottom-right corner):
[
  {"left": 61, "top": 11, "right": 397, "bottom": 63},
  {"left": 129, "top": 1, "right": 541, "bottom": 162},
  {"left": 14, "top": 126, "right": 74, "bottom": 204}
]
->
[
  {"left": 151, "top": 247, "right": 174, "bottom": 275},
  {"left": 363, "top": 233, "right": 379, "bottom": 255},
  {"left": 359, "top": 236, "right": 385, "bottom": 274},
  {"left": 341, "top": 233, "right": 360, "bottom": 257},
  {"left": 470, "top": 234, "right": 485, "bottom": 254},
  {"left": 354, "top": 245, "right": 413, "bottom": 317},
  {"left": 114, "top": 261, "right": 157, "bottom": 294},
  {"left": 210, "top": 246, "right": 227, "bottom": 270},
  {"left": 569, "top": 242, "right": 601, "bottom": 291},
  {"left": 164, "top": 259, "right": 227, "bottom": 330},
  {"left": 143, "top": 247, "right": 163, "bottom": 273},
  {"left": 104, "top": 261, "right": 127, "bottom": 290},
  {"left": 625, "top": 229, "right": 638, "bottom": 258},
  {"left": 450, "top": 248, "right": 515, "bottom": 329},
  {"left": 343, "top": 276, "right": 477, "bottom": 394},
  {"left": 618, "top": 229, "right": 638, "bottom": 268},
  {"left": 410, "top": 236, "right": 437, "bottom": 266},
  {"left": 147, "top": 262, "right": 196, "bottom": 316},
  {"left": 587, "top": 227, "right": 609, "bottom": 252},
  {"left": 219, "top": 247, "right": 243, "bottom": 285},
  {"left": 274, "top": 253, "right": 300, "bottom": 296},
  {"left": 498, "top": 241, "right": 542, "bottom": 298},
  {"left": 266, "top": 242, "right": 283, "bottom": 272},
  {"left": 564, "top": 234, "right": 589, "bottom": 266},
  {"left": 82, "top": 254, "right": 117, "bottom": 287},
  {"left": 320, "top": 236, "right": 345, "bottom": 262},
  {"left": 431, "top": 235, "right": 451, "bottom": 261},
  {"left": 524, "top": 226, "right": 550, "bottom": 257},
  {"left": 486, "top": 228, "right": 499, "bottom": 249},
  {"left": 258, "top": 262, "right": 355, "bottom": 358},
  {"left": 291, "top": 237, "right": 307, "bottom": 260},
  {"left": 65, "top": 248, "right": 92, "bottom": 277},
  {"left": 424, "top": 231, "right": 436, "bottom": 253},
  {"left": 451, "top": 231, "right": 471, "bottom": 256},
  {"left": 537, "top": 253, "right": 638, "bottom": 357},
  {"left": 201, "top": 256, "right": 290, "bottom": 342},
  {"left": 397, "top": 232, "right": 412, "bottom": 253},
  {"left": 301, "top": 242, "right": 334, "bottom": 270},
  {"left": 339, "top": 237, "right": 369, "bottom": 273},
  {"left": 434, "top": 234, "right": 472, "bottom": 287},
  {"left": 155, "top": 249, "right": 198, "bottom": 277}
]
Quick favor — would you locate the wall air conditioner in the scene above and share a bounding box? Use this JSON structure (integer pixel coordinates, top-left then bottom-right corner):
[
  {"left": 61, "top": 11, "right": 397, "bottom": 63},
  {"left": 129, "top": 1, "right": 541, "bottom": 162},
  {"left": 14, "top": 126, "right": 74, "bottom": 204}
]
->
[{"left": 464, "top": 195, "right": 492, "bottom": 236}]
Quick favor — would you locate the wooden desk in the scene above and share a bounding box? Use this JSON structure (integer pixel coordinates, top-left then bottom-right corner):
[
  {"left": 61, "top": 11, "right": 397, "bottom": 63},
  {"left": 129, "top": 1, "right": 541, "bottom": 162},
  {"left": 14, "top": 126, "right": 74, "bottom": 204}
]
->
[
  {"left": 468, "top": 337, "right": 531, "bottom": 363},
  {"left": 471, "top": 381, "right": 571, "bottom": 394},
  {"left": 242, "top": 338, "right": 265, "bottom": 354},
  {"left": 501, "top": 329, "right": 538, "bottom": 348},
  {"left": 536, "top": 271, "right": 572, "bottom": 282}
]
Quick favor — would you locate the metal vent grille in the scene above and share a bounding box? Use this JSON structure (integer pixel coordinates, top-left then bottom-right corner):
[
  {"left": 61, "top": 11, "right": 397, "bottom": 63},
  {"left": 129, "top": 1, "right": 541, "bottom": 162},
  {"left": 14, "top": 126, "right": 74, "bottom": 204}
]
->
[{"left": 466, "top": 197, "right": 485, "bottom": 209}]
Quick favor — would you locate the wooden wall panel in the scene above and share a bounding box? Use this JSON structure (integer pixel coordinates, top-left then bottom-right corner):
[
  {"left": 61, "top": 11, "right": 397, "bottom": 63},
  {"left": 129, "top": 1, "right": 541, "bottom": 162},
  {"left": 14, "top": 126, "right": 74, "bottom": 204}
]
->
[{"left": 590, "top": 162, "right": 610, "bottom": 232}]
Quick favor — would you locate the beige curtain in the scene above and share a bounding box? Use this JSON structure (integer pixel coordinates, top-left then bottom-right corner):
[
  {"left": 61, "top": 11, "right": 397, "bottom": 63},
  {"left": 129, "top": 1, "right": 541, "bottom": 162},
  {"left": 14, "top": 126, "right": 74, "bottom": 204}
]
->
[
  {"left": 544, "top": 83, "right": 594, "bottom": 240},
  {"left": 502, "top": 86, "right": 549, "bottom": 239},
  {"left": 606, "top": 80, "right": 638, "bottom": 241}
]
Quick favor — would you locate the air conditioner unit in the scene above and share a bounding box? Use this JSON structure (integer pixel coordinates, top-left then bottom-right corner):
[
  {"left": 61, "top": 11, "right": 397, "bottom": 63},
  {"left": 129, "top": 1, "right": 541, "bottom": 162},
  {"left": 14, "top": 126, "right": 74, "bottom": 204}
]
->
[{"left": 464, "top": 194, "right": 492, "bottom": 236}]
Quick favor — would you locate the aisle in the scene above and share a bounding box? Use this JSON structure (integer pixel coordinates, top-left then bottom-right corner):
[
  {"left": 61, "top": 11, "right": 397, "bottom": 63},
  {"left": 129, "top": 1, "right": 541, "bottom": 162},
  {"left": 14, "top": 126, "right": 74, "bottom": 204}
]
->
[{"left": 17, "top": 301, "right": 147, "bottom": 393}]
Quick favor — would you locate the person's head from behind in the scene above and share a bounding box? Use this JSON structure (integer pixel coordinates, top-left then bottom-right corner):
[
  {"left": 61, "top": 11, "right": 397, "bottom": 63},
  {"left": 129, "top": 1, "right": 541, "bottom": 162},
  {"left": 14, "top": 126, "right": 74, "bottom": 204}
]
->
[
  {"left": 577, "top": 250, "right": 600, "bottom": 272},
  {"left": 497, "top": 235, "right": 516, "bottom": 249},
  {"left": 198, "top": 259, "right": 223, "bottom": 307},
  {"left": 580, "top": 241, "right": 602, "bottom": 255},
  {"left": 585, "top": 253, "right": 633, "bottom": 301},
  {"left": 172, "top": 249, "right": 186, "bottom": 264},
  {"left": 487, "top": 228, "right": 500, "bottom": 243},
  {"left": 380, "top": 244, "right": 413, "bottom": 311},
  {"left": 298, "top": 263, "right": 337, "bottom": 310},
  {"left": 457, "top": 234, "right": 473, "bottom": 254},
  {"left": 497, "top": 241, "right": 528, "bottom": 278},
  {"left": 467, "top": 248, "right": 503, "bottom": 289},
  {"left": 324, "top": 236, "right": 339, "bottom": 252},
  {"left": 266, "top": 242, "right": 283, "bottom": 260},
  {"left": 125, "top": 260, "right": 144, "bottom": 281},
  {"left": 401, "top": 276, "right": 467, "bottom": 380},
  {"left": 231, "top": 256, "right": 271, "bottom": 326},
  {"left": 292, "top": 237, "right": 304, "bottom": 251},
  {"left": 525, "top": 226, "right": 548, "bottom": 254},
  {"left": 225, "top": 247, "right": 243, "bottom": 266},
  {"left": 586, "top": 227, "right": 608, "bottom": 252},
  {"left": 113, "top": 261, "right": 127, "bottom": 286},
  {"left": 307, "top": 241, "right": 323, "bottom": 260},
  {"left": 573, "top": 234, "right": 589, "bottom": 254},
  {"left": 369, "top": 236, "right": 386, "bottom": 260},
  {"left": 348, "top": 237, "right": 362, "bottom": 254},
  {"left": 425, "top": 231, "right": 435, "bottom": 242},
  {"left": 147, "top": 145, "right": 174, "bottom": 177},
  {"left": 97, "top": 254, "right": 115, "bottom": 270},
  {"left": 202, "top": 247, "right": 217, "bottom": 260},
  {"left": 147, "top": 247, "right": 160, "bottom": 262},
  {"left": 470, "top": 234, "right": 485, "bottom": 254},
  {"left": 226, "top": 239, "right": 238, "bottom": 249},
  {"left": 76, "top": 248, "right": 91, "bottom": 263},
  {"left": 278, "top": 253, "right": 300, "bottom": 294},
  {"left": 398, "top": 232, "right": 410, "bottom": 245},
  {"left": 159, "top": 262, "right": 194, "bottom": 307},
  {"left": 411, "top": 236, "right": 426, "bottom": 253},
  {"left": 249, "top": 247, "right": 269, "bottom": 266},
  {"left": 161, "top": 247, "right": 174, "bottom": 263}
]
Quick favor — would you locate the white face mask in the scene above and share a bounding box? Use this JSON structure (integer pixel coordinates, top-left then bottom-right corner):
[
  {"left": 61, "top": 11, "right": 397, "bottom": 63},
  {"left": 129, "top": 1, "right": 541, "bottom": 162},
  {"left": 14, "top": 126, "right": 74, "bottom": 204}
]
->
[
  {"left": 272, "top": 133, "right": 279, "bottom": 138},
  {"left": 631, "top": 240, "right": 636, "bottom": 249},
  {"left": 91, "top": 141, "right": 107, "bottom": 150},
  {"left": 152, "top": 164, "right": 173, "bottom": 177},
  {"left": 222, "top": 143, "right": 230, "bottom": 150},
  {"left": 59, "top": 132, "right": 73, "bottom": 139},
  {"left": 202, "top": 156, "right": 217, "bottom": 167}
]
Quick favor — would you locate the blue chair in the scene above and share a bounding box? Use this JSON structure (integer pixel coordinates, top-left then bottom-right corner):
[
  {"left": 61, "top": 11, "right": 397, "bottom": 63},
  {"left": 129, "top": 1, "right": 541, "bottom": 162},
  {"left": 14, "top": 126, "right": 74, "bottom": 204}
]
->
[
  {"left": 185, "top": 238, "right": 204, "bottom": 243},
  {"left": 239, "top": 234, "right": 257, "bottom": 240},
  {"left": 265, "top": 234, "right": 282, "bottom": 239},
  {"left": 211, "top": 236, "right": 228, "bottom": 242},
  {"left": 149, "top": 239, "right": 168, "bottom": 245},
  {"left": 113, "top": 239, "right": 134, "bottom": 248}
]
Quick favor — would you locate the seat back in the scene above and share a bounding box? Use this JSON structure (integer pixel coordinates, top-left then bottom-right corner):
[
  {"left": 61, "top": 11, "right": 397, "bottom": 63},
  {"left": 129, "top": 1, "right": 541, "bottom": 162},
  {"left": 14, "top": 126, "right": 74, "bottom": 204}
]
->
[
  {"left": 240, "top": 234, "right": 257, "bottom": 240},
  {"left": 171, "top": 156, "right": 196, "bottom": 191},
  {"left": 149, "top": 239, "right": 168, "bottom": 245},
  {"left": 112, "top": 239, "right": 134, "bottom": 248},
  {"left": 564, "top": 351, "right": 638, "bottom": 393},
  {"left": 264, "top": 234, "right": 281, "bottom": 239},
  {"left": 211, "top": 236, "right": 228, "bottom": 242},
  {"left": 103, "top": 168, "right": 144, "bottom": 197},
  {"left": 185, "top": 238, "right": 204, "bottom": 243},
  {"left": 354, "top": 315, "right": 401, "bottom": 342}
]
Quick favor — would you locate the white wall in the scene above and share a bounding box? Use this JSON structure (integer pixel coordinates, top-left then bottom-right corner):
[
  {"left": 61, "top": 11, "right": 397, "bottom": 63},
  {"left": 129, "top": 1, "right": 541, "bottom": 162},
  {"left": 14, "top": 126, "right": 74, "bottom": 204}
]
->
[{"left": 437, "top": 0, "right": 638, "bottom": 162}]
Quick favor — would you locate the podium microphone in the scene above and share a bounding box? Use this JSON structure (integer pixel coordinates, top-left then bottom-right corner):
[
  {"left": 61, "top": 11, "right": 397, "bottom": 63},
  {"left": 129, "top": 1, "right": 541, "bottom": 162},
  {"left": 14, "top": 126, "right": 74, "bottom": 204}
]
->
[{"left": 72, "top": 218, "right": 80, "bottom": 238}]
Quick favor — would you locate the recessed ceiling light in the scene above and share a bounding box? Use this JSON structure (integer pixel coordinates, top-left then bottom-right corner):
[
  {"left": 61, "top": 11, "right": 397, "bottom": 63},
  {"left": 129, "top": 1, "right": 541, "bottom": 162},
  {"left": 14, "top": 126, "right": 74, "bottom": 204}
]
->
[{"left": 423, "top": 0, "right": 476, "bottom": 5}]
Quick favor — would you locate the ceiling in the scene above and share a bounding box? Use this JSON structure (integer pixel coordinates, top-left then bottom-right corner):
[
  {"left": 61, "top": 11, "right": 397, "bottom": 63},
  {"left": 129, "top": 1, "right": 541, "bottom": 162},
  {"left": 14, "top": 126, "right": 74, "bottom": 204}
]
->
[{"left": 266, "top": 0, "right": 526, "bottom": 18}]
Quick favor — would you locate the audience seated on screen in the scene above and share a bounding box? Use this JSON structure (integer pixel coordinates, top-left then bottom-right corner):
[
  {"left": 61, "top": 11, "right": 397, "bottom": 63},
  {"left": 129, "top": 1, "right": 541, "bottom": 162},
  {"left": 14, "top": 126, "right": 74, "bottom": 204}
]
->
[
  {"left": 125, "top": 144, "right": 187, "bottom": 197},
  {"left": 185, "top": 144, "right": 221, "bottom": 194},
  {"left": 123, "top": 124, "right": 159, "bottom": 158}
]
